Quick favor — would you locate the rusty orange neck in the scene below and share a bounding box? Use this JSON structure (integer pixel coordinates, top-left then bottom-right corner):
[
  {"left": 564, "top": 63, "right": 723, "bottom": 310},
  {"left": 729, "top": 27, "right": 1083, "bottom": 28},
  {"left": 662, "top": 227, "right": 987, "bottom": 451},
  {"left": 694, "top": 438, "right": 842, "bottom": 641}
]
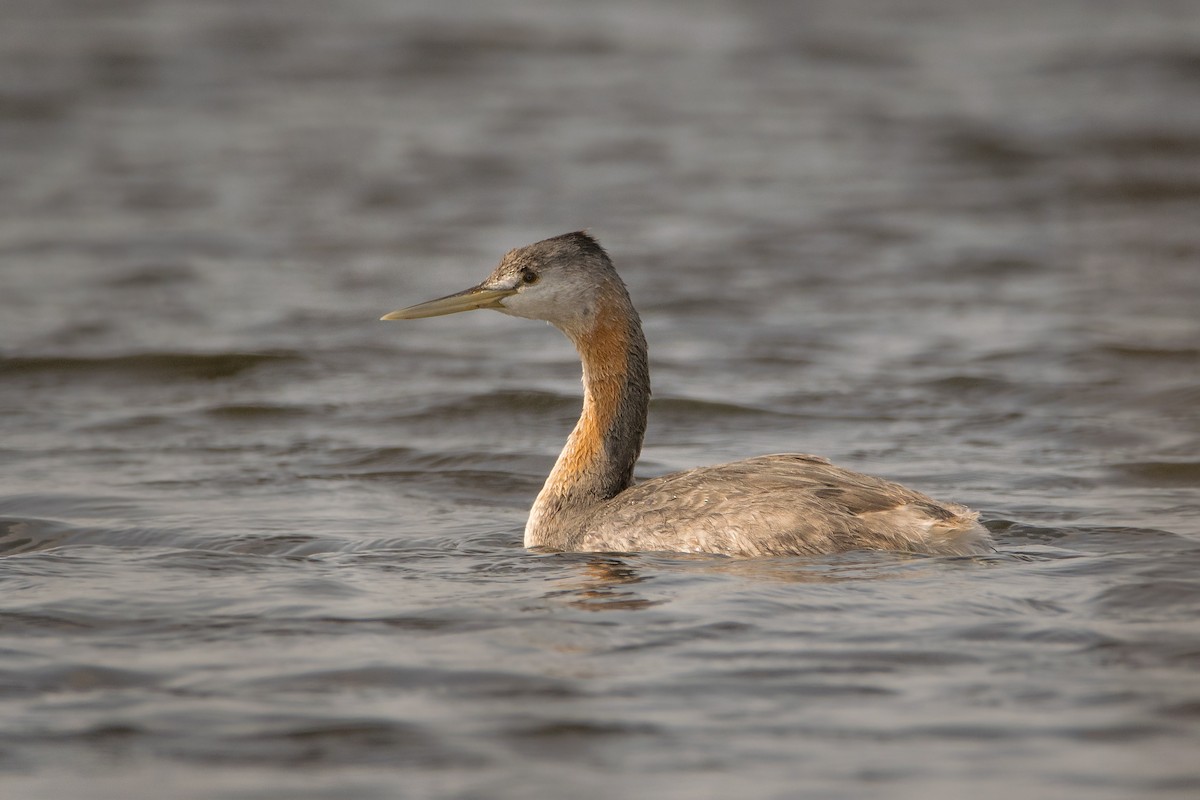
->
[{"left": 525, "top": 294, "right": 650, "bottom": 548}]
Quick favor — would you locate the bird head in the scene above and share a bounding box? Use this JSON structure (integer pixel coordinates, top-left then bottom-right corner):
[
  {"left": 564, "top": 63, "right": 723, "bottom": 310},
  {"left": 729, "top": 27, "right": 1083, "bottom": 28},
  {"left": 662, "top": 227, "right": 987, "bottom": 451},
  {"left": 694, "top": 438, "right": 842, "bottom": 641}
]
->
[{"left": 381, "top": 231, "right": 624, "bottom": 335}]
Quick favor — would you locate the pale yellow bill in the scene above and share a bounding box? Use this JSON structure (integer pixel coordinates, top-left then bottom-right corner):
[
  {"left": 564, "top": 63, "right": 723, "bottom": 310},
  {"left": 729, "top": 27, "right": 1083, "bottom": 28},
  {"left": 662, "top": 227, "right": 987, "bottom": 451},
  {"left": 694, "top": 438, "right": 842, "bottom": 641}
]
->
[{"left": 380, "top": 286, "right": 515, "bottom": 320}]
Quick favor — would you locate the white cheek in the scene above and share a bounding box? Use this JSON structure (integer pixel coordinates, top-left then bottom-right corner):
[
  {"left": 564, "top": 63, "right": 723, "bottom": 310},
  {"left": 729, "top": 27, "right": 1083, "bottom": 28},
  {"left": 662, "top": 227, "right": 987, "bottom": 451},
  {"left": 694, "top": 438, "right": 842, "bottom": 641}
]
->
[
  {"left": 499, "top": 284, "right": 590, "bottom": 326},
  {"left": 496, "top": 289, "right": 545, "bottom": 319}
]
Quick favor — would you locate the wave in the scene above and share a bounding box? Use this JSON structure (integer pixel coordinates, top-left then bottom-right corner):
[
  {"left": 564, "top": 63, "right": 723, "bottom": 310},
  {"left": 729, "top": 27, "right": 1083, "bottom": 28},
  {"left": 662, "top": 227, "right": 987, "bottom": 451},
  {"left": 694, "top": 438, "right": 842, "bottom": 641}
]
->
[{"left": 0, "top": 351, "right": 305, "bottom": 382}]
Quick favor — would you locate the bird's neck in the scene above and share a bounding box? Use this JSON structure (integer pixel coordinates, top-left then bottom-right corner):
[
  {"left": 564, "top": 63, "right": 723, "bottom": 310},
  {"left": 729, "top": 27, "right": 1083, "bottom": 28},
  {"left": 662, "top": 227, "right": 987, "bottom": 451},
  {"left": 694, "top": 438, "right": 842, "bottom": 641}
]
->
[{"left": 524, "top": 299, "right": 649, "bottom": 549}]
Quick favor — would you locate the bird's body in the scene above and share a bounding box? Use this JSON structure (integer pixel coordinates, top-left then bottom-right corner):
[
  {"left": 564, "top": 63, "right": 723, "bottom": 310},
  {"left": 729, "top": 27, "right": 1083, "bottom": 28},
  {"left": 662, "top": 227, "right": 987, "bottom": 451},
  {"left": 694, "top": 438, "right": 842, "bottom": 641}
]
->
[
  {"left": 382, "top": 232, "right": 993, "bottom": 557},
  {"left": 534, "top": 455, "right": 990, "bottom": 557}
]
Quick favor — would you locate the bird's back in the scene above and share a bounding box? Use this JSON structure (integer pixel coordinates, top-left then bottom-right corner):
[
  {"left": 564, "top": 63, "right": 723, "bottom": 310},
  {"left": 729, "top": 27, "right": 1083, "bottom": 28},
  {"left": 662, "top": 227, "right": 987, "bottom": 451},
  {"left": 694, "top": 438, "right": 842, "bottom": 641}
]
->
[{"left": 556, "top": 454, "right": 992, "bottom": 557}]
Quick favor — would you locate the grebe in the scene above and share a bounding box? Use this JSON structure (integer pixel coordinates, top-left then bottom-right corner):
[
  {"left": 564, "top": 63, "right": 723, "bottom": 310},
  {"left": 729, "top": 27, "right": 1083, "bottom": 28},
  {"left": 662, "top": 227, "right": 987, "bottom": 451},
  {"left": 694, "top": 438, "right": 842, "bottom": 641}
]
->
[{"left": 382, "top": 232, "right": 993, "bottom": 557}]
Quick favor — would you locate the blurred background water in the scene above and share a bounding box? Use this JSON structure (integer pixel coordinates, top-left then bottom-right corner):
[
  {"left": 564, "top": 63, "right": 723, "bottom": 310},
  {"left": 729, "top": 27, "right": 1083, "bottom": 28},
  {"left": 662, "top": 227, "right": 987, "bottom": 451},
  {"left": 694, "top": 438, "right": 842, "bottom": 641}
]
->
[{"left": 1, "top": 1, "right": 1199, "bottom": 798}]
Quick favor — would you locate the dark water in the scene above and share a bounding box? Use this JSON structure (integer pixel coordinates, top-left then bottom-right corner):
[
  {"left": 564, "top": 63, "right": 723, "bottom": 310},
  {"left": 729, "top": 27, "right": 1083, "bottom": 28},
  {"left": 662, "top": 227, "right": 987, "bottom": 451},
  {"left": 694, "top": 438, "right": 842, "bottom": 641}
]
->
[{"left": 3, "top": 1, "right": 1200, "bottom": 797}]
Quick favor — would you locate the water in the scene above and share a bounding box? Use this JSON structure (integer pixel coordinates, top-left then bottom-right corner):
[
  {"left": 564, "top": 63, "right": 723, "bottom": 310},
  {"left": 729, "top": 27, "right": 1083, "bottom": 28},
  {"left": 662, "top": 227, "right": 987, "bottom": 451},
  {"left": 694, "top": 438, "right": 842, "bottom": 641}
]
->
[{"left": 2, "top": 0, "right": 1199, "bottom": 797}]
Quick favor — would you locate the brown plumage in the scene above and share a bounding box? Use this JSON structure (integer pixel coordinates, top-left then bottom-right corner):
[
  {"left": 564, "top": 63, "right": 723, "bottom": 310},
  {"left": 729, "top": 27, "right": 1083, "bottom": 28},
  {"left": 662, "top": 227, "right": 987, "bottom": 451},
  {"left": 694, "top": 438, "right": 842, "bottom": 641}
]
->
[{"left": 382, "top": 232, "right": 993, "bottom": 557}]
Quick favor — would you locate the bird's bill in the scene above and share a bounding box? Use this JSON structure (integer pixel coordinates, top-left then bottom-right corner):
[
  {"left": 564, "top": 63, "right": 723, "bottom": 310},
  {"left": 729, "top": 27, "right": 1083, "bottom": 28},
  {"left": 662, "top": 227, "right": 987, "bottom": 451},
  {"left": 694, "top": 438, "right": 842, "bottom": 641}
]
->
[{"left": 380, "top": 285, "right": 515, "bottom": 320}]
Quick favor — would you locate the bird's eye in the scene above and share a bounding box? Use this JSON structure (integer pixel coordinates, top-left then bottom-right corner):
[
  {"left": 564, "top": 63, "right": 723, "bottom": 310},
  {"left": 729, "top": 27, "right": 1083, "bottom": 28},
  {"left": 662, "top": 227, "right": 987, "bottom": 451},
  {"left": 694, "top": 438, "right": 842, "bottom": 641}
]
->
[{"left": 521, "top": 270, "right": 539, "bottom": 285}]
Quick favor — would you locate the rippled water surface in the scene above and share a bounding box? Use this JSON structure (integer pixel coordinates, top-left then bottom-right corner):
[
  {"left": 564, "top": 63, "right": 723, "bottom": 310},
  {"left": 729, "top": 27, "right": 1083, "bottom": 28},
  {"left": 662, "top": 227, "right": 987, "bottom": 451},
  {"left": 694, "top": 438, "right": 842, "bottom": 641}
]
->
[{"left": 3, "top": 1, "right": 1199, "bottom": 798}]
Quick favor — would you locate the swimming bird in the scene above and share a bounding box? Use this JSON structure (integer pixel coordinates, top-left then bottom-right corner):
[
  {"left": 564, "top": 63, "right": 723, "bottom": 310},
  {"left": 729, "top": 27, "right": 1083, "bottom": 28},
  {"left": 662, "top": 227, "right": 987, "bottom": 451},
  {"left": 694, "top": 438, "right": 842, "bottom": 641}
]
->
[{"left": 381, "top": 232, "right": 993, "bottom": 557}]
